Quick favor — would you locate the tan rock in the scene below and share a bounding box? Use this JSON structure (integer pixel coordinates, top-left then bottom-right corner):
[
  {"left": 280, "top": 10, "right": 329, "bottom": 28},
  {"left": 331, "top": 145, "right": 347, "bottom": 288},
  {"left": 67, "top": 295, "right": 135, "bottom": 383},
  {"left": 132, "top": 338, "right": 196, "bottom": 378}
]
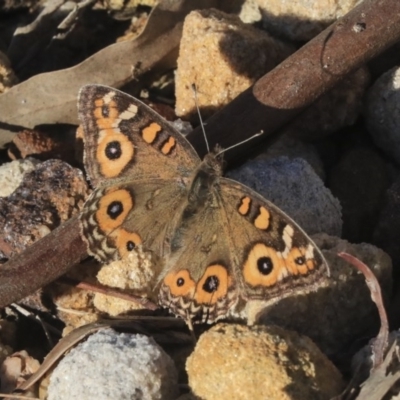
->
[
  {"left": 0, "top": 158, "right": 39, "bottom": 197},
  {"left": 0, "top": 350, "right": 39, "bottom": 395},
  {"left": 238, "top": 0, "right": 262, "bottom": 24},
  {"left": 94, "top": 245, "right": 158, "bottom": 316},
  {"left": 175, "top": 8, "right": 293, "bottom": 120},
  {"left": 0, "top": 50, "right": 18, "bottom": 93},
  {"left": 96, "top": 246, "right": 157, "bottom": 293},
  {"left": 256, "top": 0, "right": 363, "bottom": 41},
  {"left": 186, "top": 323, "right": 344, "bottom": 400}
]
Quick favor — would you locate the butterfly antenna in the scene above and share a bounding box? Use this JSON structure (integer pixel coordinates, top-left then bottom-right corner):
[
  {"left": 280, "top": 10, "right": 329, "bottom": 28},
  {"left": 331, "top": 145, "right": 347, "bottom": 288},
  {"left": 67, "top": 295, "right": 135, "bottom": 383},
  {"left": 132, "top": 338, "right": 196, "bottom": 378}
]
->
[
  {"left": 191, "top": 84, "right": 210, "bottom": 153},
  {"left": 216, "top": 130, "right": 264, "bottom": 157}
]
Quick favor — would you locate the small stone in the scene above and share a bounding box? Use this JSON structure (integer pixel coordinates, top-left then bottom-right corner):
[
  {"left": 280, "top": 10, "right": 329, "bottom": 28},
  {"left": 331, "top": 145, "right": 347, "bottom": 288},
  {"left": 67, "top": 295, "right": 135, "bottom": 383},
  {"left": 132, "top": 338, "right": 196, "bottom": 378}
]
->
[
  {"left": 47, "top": 329, "right": 179, "bottom": 400},
  {"left": 0, "top": 158, "right": 39, "bottom": 197},
  {"left": 227, "top": 156, "right": 342, "bottom": 236},
  {"left": 93, "top": 245, "right": 158, "bottom": 316},
  {"left": 0, "top": 350, "right": 40, "bottom": 394},
  {"left": 175, "top": 8, "right": 294, "bottom": 120},
  {"left": 186, "top": 323, "right": 344, "bottom": 400},
  {"left": 238, "top": 0, "right": 262, "bottom": 24}
]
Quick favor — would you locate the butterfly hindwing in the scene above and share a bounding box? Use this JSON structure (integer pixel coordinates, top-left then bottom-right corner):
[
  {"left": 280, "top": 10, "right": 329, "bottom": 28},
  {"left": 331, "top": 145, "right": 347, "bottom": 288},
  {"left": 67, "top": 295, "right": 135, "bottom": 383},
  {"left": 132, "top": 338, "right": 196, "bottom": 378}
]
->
[
  {"left": 218, "top": 178, "right": 329, "bottom": 301},
  {"left": 80, "top": 179, "right": 191, "bottom": 263}
]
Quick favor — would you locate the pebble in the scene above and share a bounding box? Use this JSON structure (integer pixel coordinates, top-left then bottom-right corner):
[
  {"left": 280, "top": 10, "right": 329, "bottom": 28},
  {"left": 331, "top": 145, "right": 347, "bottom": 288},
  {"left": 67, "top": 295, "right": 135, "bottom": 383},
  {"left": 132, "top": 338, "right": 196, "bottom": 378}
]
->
[{"left": 47, "top": 329, "right": 179, "bottom": 400}]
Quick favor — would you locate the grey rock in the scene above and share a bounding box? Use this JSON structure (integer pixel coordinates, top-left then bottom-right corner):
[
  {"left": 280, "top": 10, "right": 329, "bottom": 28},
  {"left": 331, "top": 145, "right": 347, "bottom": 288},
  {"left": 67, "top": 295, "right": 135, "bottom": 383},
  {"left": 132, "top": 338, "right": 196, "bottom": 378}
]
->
[{"left": 48, "top": 329, "right": 179, "bottom": 400}]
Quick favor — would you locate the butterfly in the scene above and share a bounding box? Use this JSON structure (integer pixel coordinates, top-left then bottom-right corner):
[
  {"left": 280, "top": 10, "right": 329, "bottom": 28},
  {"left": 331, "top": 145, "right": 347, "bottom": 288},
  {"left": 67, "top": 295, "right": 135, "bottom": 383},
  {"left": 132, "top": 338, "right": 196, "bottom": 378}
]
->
[{"left": 78, "top": 84, "right": 329, "bottom": 324}]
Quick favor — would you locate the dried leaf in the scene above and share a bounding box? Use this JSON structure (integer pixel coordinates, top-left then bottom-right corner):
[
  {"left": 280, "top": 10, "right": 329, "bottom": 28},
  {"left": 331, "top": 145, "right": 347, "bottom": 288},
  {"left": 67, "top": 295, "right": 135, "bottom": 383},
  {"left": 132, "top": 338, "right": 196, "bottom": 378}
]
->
[
  {"left": 356, "top": 339, "right": 400, "bottom": 400},
  {"left": 0, "top": 350, "right": 40, "bottom": 394},
  {"left": 333, "top": 252, "right": 393, "bottom": 400},
  {"left": 0, "top": 0, "right": 222, "bottom": 147}
]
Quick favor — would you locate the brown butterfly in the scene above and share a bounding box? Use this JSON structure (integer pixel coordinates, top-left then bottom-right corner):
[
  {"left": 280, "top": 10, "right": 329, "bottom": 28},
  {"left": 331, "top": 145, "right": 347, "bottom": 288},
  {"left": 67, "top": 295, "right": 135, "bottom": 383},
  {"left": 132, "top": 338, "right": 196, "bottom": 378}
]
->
[{"left": 78, "top": 85, "right": 329, "bottom": 324}]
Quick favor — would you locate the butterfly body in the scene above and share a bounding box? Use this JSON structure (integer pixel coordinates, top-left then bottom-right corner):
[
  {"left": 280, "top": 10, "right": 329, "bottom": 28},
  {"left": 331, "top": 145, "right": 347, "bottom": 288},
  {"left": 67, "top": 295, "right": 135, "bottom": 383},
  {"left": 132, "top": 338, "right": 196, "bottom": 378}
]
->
[{"left": 78, "top": 85, "right": 329, "bottom": 324}]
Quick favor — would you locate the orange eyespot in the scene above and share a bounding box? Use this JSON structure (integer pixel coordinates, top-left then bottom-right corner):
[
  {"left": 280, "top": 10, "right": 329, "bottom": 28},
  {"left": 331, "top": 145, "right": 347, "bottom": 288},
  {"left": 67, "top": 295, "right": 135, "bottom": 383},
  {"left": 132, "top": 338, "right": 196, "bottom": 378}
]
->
[
  {"left": 243, "top": 243, "right": 285, "bottom": 287},
  {"left": 285, "top": 247, "right": 316, "bottom": 275},
  {"left": 111, "top": 229, "right": 142, "bottom": 258},
  {"left": 96, "top": 188, "right": 133, "bottom": 233},
  {"left": 163, "top": 270, "right": 196, "bottom": 298},
  {"left": 194, "top": 264, "right": 230, "bottom": 305},
  {"left": 97, "top": 134, "right": 134, "bottom": 178}
]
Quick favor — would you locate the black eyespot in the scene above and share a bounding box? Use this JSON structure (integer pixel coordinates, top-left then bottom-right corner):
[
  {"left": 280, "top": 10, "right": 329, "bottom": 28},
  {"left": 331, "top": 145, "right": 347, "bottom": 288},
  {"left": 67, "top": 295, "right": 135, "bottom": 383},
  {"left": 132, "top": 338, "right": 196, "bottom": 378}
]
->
[
  {"left": 257, "top": 257, "right": 273, "bottom": 275},
  {"left": 105, "top": 141, "right": 122, "bottom": 160},
  {"left": 107, "top": 201, "right": 123, "bottom": 219},
  {"left": 295, "top": 256, "right": 306, "bottom": 265},
  {"left": 101, "top": 105, "right": 109, "bottom": 117},
  {"left": 177, "top": 277, "right": 185, "bottom": 287},
  {"left": 203, "top": 275, "right": 219, "bottom": 293},
  {"left": 126, "top": 241, "right": 135, "bottom": 251}
]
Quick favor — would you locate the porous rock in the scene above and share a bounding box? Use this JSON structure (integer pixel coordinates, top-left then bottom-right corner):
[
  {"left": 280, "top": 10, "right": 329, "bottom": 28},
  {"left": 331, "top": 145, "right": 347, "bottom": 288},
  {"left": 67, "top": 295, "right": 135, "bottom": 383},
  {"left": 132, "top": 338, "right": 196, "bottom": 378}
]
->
[
  {"left": 0, "top": 158, "right": 39, "bottom": 197},
  {"left": 186, "top": 323, "right": 344, "bottom": 400},
  {"left": 175, "top": 8, "right": 294, "bottom": 120},
  {"left": 48, "top": 329, "right": 179, "bottom": 400}
]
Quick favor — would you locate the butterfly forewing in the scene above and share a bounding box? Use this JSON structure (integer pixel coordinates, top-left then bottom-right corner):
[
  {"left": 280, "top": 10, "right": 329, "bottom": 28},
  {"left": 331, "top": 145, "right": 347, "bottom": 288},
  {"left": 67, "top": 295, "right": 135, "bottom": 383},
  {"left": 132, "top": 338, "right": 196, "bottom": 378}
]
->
[{"left": 78, "top": 85, "right": 200, "bottom": 187}]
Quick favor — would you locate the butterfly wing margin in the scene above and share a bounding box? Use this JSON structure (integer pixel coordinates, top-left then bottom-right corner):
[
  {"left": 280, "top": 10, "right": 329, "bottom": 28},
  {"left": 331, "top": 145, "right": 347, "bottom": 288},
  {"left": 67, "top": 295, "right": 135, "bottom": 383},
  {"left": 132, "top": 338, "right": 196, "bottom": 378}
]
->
[
  {"left": 218, "top": 178, "right": 329, "bottom": 302},
  {"left": 78, "top": 85, "right": 200, "bottom": 187}
]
